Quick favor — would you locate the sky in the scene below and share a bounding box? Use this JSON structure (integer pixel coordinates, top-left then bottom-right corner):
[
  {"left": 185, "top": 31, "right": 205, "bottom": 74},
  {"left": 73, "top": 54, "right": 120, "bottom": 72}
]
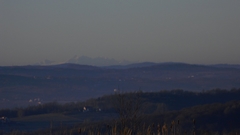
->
[{"left": 1, "top": 0, "right": 240, "bottom": 66}]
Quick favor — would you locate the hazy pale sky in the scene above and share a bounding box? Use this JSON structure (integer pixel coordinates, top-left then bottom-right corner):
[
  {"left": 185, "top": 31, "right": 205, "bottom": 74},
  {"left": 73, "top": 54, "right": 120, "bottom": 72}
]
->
[{"left": 1, "top": 0, "right": 240, "bottom": 66}]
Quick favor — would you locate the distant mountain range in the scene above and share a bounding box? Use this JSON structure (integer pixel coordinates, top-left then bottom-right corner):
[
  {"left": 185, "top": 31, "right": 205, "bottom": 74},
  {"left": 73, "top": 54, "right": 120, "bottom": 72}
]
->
[
  {"left": 34, "top": 56, "right": 133, "bottom": 66},
  {"left": 210, "top": 64, "right": 240, "bottom": 69},
  {"left": 34, "top": 56, "right": 240, "bottom": 69},
  {"left": 68, "top": 55, "right": 133, "bottom": 66}
]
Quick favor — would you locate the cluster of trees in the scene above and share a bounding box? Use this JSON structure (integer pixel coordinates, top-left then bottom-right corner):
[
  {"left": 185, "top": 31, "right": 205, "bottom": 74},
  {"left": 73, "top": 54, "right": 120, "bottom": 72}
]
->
[{"left": 142, "top": 100, "right": 240, "bottom": 133}]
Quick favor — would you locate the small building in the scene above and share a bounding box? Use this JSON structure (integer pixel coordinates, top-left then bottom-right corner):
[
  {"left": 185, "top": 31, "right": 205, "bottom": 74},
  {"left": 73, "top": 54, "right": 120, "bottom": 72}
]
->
[
  {"left": 83, "top": 106, "right": 89, "bottom": 112},
  {"left": 82, "top": 106, "right": 97, "bottom": 112},
  {"left": 1, "top": 116, "right": 10, "bottom": 124}
]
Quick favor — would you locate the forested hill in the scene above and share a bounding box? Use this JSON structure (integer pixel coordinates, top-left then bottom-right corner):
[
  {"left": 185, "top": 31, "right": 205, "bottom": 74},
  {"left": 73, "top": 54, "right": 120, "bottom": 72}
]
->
[
  {"left": 93, "top": 88, "right": 240, "bottom": 111},
  {"left": 1, "top": 89, "right": 240, "bottom": 118},
  {"left": 1, "top": 89, "right": 240, "bottom": 134}
]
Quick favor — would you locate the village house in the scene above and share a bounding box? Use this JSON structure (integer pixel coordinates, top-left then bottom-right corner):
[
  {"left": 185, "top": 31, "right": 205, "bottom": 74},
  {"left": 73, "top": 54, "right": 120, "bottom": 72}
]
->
[{"left": 1, "top": 116, "right": 10, "bottom": 124}]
